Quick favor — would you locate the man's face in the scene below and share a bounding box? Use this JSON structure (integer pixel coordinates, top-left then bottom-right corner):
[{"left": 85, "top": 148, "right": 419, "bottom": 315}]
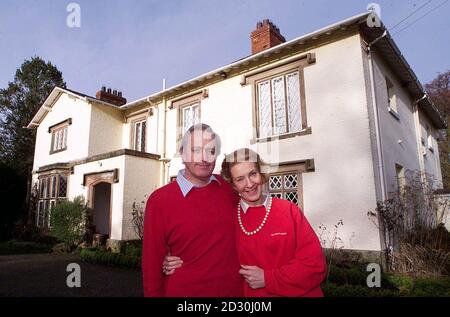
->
[{"left": 182, "top": 130, "right": 218, "bottom": 184}]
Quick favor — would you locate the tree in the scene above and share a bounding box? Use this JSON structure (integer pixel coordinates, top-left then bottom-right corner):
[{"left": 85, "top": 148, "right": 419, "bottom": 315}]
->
[
  {"left": 0, "top": 56, "right": 66, "bottom": 171},
  {"left": 425, "top": 70, "right": 450, "bottom": 189},
  {"left": 0, "top": 57, "right": 65, "bottom": 237}
]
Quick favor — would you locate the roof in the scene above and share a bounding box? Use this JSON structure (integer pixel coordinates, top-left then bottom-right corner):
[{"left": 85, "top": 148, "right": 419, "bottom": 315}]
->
[
  {"left": 360, "top": 19, "right": 447, "bottom": 129},
  {"left": 27, "top": 87, "right": 119, "bottom": 128},
  {"left": 28, "top": 11, "right": 446, "bottom": 130},
  {"left": 121, "top": 11, "right": 373, "bottom": 109},
  {"left": 121, "top": 11, "right": 446, "bottom": 129}
]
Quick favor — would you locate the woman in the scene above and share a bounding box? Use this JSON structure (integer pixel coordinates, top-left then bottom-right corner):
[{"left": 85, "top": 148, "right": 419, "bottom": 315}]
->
[{"left": 164, "top": 148, "right": 326, "bottom": 297}]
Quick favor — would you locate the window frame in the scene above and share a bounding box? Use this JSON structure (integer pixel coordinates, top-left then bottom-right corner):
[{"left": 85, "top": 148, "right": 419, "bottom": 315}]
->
[
  {"left": 386, "top": 77, "right": 400, "bottom": 120},
  {"left": 169, "top": 91, "right": 206, "bottom": 154},
  {"left": 242, "top": 55, "right": 314, "bottom": 143},
  {"left": 265, "top": 159, "right": 315, "bottom": 211},
  {"left": 36, "top": 173, "right": 69, "bottom": 228},
  {"left": 131, "top": 117, "right": 147, "bottom": 152},
  {"left": 49, "top": 119, "right": 71, "bottom": 154}
]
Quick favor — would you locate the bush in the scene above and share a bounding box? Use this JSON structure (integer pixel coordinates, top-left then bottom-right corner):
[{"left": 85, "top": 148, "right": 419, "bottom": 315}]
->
[
  {"left": 323, "top": 283, "right": 398, "bottom": 297},
  {"left": 50, "top": 196, "right": 90, "bottom": 247},
  {"left": 123, "top": 242, "right": 142, "bottom": 258},
  {"left": 323, "top": 265, "right": 450, "bottom": 296},
  {"left": 79, "top": 248, "right": 141, "bottom": 270},
  {"left": 0, "top": 240, "right": 52, "bottom": 255}
]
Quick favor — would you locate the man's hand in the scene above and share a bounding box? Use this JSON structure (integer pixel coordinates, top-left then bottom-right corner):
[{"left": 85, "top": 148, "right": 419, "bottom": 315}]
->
[
  {"left": 163, "top": 255, "right": 183, "bottom": 275},
  {"left": 239, "top": 265, "right": 265, "bottom": 289}
]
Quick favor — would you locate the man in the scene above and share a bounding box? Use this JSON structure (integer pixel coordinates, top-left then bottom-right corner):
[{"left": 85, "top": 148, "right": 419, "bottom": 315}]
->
[{"left": 142, "top": 123, "right": 243, "bottom": 297}]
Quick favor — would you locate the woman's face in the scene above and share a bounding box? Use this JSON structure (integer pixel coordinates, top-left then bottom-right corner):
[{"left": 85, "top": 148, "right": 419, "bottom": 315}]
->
[{"left": 230, "top": 161, "right": 264, "bottom": 204}]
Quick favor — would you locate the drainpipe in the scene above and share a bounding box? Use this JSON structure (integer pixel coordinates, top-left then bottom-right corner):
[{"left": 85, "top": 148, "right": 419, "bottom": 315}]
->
[
  {"left": 413, "top": 94, "right": 427, "bottom": 179},
  {"left": 367, "top": 43, "right": 387, "bottom": 203},
  {"left": 160, "top": 79, "right": 170, "bottom": 186}
]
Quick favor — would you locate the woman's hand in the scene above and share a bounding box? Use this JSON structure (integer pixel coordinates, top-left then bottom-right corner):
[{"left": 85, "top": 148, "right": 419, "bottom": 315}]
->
[
  {"left": 163, "top": 255, "right": 183, "bottom": 275},
  {"left": 239, "top": 265, "right": 265, "bottom": 289}
]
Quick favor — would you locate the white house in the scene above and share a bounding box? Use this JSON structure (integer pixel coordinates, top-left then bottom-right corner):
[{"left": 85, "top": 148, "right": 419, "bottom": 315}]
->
[{"left": 28, "top": 12, "right": 446, "bottom": 257}]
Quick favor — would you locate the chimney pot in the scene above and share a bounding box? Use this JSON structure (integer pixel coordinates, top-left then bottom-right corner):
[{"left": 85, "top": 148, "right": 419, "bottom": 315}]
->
[
  {"left": 250, "top": 19, "right": 286, "bottom": 55},
  {"left": 96, "top": 86, "right": 127, "bottom": 106}
]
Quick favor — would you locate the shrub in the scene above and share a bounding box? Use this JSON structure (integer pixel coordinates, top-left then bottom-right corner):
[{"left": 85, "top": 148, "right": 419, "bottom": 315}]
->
[
  {"left": 368, "top": 170, "right": 450, "bottom": 276},
  {"left": 79, "top": 248, "right": 141, "bottom": 269},
  {"left": 123, "top": 242, "right": 142, "bottom": 258},
  {"left": 50, "top": 196, "right": 90, "bottom": 247},
  {"left": 131, "top": 197, "right": 146, "bottom": 240}
]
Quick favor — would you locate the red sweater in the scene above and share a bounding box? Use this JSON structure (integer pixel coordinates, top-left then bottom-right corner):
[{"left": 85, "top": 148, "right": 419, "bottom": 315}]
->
[
  {"left": 142, "top": 177, "right": 243, "bottom": 297},
  {"left": 237, "top": 198, "right": 326, "bottom": 297}
]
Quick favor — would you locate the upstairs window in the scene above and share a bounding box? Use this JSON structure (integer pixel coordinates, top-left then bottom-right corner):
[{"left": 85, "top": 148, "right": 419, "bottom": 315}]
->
[
  {"left": 257, "top": 70, "right": 303, "bottom": 137},
  {"left": 49, "top": 120, "right": 70, "bottom": 154},
  {"left": 386, "top": 77, "right": 398, "bottom": 116},
  {"left": 241, "top": 53, "right": 315, "bottom": 142},
  {"left": 133, "top": 119, "right": 147, "bottom": 152},
  {"left": 50, "top": 125, "right": 69, "bottom": 153},
  {"left": 181, "top": 103, "right": 200, "bottom": 134}
]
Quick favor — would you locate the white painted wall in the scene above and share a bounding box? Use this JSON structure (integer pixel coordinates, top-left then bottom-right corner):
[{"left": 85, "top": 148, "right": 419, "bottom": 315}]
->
[
  {"left": 371, "top": 52, "right": 422, "bottom": 195},
  {"left": 88, "top": 103, "right": 123, "bottom": 156},
  {"left": 419, "top": 111, "right": 443, "bottom": 186},
  {"left": 161, "top": 33, "right": 382, "bottom": 251},
  {"left": 371, "top": 52, "right": 443, "bottom": 192},
  {"left": 121, "top": 155, "right": 161, "bottom": 240},
  {"left": 32, "top": 94, "right": 91, "bottom": 171}
]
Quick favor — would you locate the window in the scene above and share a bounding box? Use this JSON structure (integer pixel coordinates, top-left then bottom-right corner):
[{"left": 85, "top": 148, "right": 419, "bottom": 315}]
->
[
  {"left": 181, "top": 103, "right": 200, "bottom": 134},
  {"left": 395, "top": 164, "right": 405, "bottom": 190},
  {"left": 257, "top": 70, "right": 303, "bottom": 138},
  {"left": 170, "top": 92, "right": 205, "bottom": 152},
  {"left": 241, "top": 54, "right": 314, "bottom": 142},
  {"left": 386, "top": 77, "right": 398, "bottom": 116},
  {"left": 133, "top": 119, "right": 147, "bottom": 152},
  {"left": 51, "top": 126, "right": 68, "bottom": 152},
  {"left": 36, "top": 174, "right": 68, "bottom": 228},
  {"left": 268, "top": 172, "right": 302, "bottom": 207},
  {"left": 426, "top": 126, "right": 434, "bottom": 153}
]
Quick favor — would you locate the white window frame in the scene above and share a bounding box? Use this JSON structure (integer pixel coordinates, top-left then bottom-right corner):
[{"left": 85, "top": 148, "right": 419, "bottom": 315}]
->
[
  {"left": 181, "top": 102, "right": 200, "bottom": 134},
  {"left": 256, "top": 70, "right": 303, "bottom": 138},
  {"left": 133, "top": 118, "right": 147, "bottom": 152}
]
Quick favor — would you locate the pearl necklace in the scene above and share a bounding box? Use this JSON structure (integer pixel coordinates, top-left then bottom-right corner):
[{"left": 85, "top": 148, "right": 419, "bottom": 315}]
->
[{"left": 237, "top": 196, "right": 272, "bottom": 236}]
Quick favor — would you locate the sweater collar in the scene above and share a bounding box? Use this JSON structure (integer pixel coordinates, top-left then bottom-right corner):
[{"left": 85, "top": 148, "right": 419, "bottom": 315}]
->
[
  {"left": 240, "top": 192, "right": 270, "bottom": 214},
  {"left": 176, "top": 169, "right": 220, "bottom": 197}
]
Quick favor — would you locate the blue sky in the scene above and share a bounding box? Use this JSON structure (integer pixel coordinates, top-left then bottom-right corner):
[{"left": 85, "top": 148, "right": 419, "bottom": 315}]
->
[{"left": 0, "top": 0, "right": 449, "bottom": 102}]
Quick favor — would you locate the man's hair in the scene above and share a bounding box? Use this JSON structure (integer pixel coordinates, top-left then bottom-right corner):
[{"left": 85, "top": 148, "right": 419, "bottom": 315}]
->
[{"left": 179, "top": 123, "right": 221, "bottom": 155}]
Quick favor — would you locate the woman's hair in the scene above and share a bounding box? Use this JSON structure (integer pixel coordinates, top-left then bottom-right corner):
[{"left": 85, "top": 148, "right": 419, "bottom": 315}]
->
[{"left": 220, "top": 148, "right": 269, "bottom": 184}]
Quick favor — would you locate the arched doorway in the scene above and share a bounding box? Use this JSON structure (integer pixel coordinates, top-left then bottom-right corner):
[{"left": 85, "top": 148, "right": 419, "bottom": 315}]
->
[
  {"left": 83, "top": 169, "right": 118, "bottom": 240},
  {"left": 92, "top": 182, "right": 111, "bottom": 237}
]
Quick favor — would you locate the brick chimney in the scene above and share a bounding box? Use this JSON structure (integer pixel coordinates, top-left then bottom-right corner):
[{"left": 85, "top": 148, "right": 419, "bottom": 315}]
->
[
  {"left": 95, "top": 86, "right": 127, "bottom": 106},
  {"left": 251, "top": 19, "right": 286, "bottom": 55}
]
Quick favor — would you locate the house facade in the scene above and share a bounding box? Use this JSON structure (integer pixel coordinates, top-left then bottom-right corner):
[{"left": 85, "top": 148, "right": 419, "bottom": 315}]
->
[{"left": 28, "top": 12, "right": 446, "bottom": 255}]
